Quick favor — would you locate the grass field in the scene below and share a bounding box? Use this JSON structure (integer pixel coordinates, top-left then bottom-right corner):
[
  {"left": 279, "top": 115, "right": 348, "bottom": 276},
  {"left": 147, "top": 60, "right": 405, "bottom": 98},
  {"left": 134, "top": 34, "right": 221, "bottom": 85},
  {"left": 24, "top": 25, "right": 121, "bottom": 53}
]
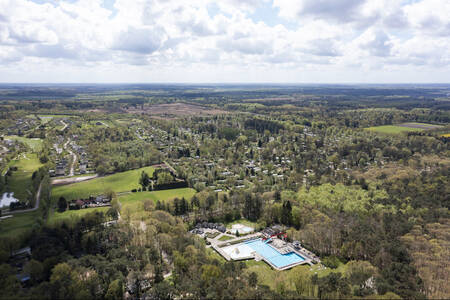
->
[
  {"left": 218, "top": 235, "right": 234, "bottom": 241},
  {"left": 119, "top": 188, "right": 196, "bottom": 211},
  {"left": 0, "top": 211, "right": 39, "bottom": 238},
  {"left": 5, "top": 136, "right": 43, "bottom": 152},
  {"left": 366, "top": 125, "right": 424, "bottom": 134},
  {"left": 244, "top": 260, "right": 346, "bottom": 292},
  {"left": 5, "top": 153, "right": 43, "bottom": 202},
  {"left": 47, "top": 206, "right": 110, "bottom": 226},
  {"left": 51, "top": 166, "right": 155, "bottom": 202}
]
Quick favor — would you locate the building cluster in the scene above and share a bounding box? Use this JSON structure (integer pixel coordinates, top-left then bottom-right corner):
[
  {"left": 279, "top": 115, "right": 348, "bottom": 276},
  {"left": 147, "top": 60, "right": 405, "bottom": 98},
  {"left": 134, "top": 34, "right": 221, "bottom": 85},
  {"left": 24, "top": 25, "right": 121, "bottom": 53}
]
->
[
  {"left": 191, "top": 221, "right": 226, "bottom": 234},
  {"left": 68, "top": 195, "right": 110, "bottom": 210},
  {"left": 5, "top": 118, "right": 39, "bottom": 136}
]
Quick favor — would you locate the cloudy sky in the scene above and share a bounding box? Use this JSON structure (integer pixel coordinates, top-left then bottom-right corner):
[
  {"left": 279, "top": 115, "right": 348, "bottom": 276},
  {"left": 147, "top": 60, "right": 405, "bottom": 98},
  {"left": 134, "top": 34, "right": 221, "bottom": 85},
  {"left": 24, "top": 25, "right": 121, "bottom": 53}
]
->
[{"left": 0, "top": 0, "right": 449, "bottom": 83}]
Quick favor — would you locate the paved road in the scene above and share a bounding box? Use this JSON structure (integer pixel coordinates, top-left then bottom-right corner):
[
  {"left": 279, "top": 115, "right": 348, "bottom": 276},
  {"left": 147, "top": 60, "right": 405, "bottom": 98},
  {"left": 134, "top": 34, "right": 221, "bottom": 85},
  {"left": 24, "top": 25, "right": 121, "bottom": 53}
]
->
[
  {"left": 63, "top": 139, "right": 77, "bottom": 176},
  {"left": 60, "top": 120, "right": 68, "bottom": 131}
]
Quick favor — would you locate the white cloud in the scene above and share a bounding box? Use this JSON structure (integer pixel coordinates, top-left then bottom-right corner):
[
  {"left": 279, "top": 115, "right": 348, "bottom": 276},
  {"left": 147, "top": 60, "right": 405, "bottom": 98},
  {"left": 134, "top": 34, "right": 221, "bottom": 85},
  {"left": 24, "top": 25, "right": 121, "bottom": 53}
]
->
[{"left": 0, "top": 0, "right": 448, "bottom": 82}]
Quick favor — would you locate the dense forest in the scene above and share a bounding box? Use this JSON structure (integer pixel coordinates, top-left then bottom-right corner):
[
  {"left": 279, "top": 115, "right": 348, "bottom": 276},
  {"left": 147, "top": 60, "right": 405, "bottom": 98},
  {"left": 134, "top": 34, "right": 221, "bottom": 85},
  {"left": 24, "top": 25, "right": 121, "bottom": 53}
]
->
[{"left": 0, "top": 84, "right": 448, "bottom": 299}]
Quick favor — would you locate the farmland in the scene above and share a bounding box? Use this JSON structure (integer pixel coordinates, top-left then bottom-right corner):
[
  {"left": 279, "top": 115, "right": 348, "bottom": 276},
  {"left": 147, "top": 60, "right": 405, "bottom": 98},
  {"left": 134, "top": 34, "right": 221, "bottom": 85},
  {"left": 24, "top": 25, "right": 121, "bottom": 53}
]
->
[
  {"left": 366, "top": 122, "right": 443, "bottom": 134},
  {"left": 51, "top": 166, "right": 155, "bottom": 202}
]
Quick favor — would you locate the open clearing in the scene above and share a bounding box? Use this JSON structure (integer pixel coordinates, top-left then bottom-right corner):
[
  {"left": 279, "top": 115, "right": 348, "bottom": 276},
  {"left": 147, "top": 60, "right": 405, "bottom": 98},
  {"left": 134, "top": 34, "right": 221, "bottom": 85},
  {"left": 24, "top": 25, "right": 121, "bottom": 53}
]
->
[
  {"left": 119, "top": 188, "right": 196, "bottom": 211},
  {"left": 5, "top": 153, "right": 43, "bottom": 202},
  {"left": 51, "top": 166, "right": 155, "bottom": 202},
  {"left": 244, "top": 260, "right": 347, "bottom": 292},
  {"left": 397, "top": 122, "right": 443, "bottom": 130},
  {"left": 5, "top": 136, "right": 43, "bottom": 152},
  {"left": 0, "top": 210, "right": 39, "bottom": 238},
  {"left": 47, "top": 206, "right": 110, "bottom": 226},
  {"left": 366, "top": 122, "right": 443, "bottom": 134},
  {"left": 126, "top": 103, "right": 227, "bottom": 118},
  {"left": 366, "top": 125, "right": 424, "bottom": 134}
]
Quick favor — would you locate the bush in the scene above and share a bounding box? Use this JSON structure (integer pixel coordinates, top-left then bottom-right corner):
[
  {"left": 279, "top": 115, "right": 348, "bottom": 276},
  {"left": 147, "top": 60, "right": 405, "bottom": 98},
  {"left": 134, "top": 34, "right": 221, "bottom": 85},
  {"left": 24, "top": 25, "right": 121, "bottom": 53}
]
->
[
  {"left": 322, "top": 255, "right": 342, "bottom": 269},
  {"left": 131, "top": 189, "right": 137, "bottom": 193}
]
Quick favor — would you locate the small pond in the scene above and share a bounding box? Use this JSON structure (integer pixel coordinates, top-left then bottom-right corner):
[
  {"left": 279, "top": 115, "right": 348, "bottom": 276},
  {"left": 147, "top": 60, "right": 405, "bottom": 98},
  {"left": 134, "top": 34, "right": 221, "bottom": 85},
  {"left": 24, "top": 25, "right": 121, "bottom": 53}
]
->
[{"left": 1, "top": 192, "right": 19, "bottom": 208}]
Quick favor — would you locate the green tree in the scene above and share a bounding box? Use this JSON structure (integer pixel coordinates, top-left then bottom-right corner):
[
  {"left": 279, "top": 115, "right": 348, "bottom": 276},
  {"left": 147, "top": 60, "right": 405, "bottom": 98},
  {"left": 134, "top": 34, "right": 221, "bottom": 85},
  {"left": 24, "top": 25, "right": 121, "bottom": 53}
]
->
[
  {"left": 105, "top": 279, "right": 123, "bottom": 300},
  {"left": 139, "top": 171, "right": 150, "bottom": 189},
  {"left": 57, "top": 196, "right": 67, "bottom": 212}
]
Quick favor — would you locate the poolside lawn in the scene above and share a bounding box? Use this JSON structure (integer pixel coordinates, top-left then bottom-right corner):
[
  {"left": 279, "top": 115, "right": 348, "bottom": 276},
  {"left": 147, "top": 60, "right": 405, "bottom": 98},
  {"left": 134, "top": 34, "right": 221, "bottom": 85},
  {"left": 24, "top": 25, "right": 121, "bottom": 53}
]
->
[
  {"left": 51, "top": 166, "right": 156, "bottom": 202},
  {"left": 244, "top": 260, "right": 347, "bottom": 293},
  {"left": 218, "top": 235, "right": 234, "bottom": 241}
]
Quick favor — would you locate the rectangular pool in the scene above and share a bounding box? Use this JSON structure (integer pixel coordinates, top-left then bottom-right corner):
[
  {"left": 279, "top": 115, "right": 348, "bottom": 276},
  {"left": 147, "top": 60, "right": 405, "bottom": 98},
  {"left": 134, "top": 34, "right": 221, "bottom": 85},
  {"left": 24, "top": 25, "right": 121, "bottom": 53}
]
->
[{"left": 245, "top": 239, "right": 305, "bottom": 268}]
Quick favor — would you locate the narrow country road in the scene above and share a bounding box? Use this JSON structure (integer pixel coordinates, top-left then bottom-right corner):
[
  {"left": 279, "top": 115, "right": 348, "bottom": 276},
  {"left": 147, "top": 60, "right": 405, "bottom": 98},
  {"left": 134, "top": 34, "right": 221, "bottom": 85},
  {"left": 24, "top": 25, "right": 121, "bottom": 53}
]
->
[
  {"left": 5, "top": 180, "right": 43, "bottom": 215},
  {"left": 60, "top": 119, "right": 68, "bottom": 131},
  {"left": 63, "top": 139, "right": 77, "bottom": 176}
]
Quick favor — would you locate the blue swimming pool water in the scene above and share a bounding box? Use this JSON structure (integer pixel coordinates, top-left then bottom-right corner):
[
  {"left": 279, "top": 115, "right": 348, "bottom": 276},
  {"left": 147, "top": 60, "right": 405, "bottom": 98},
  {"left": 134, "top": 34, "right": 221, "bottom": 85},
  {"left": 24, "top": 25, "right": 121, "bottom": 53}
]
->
[{"left": 245, "top": 239, "right": 305, "bottom": 268}]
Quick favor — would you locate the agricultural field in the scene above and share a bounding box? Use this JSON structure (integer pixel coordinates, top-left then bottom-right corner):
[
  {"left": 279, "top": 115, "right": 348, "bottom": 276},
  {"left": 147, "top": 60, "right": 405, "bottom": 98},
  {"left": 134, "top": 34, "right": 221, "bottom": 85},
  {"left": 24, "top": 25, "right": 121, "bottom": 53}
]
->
[
  {"left": 5, "top": 153, "right": 43, "bottom": 202},
  {"left": 5, "top": 136, "right": 43, "bottom": 152},
  {"left": 51, "top": 166, "right": 155, "bottom": 202},
  {"left": 366, "top": 122, "right": 443, "bottom": 134},
  {"left": 118, "top": 188, "right": 196, "bottom": 211}
]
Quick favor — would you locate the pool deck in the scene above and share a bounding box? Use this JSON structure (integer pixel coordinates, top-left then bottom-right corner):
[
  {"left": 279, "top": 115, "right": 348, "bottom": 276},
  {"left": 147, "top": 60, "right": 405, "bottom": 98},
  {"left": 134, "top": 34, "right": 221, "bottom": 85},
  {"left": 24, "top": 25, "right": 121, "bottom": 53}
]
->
[{"left": 209, "top": 234, "right": 316, "bottom": 270}]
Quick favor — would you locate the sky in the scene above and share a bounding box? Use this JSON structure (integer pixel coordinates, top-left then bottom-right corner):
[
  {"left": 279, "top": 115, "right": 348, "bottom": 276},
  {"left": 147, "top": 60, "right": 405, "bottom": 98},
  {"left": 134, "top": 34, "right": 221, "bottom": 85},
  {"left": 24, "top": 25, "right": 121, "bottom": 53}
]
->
[{"left": 0, "top": 0, "right": 449, "bottom": 83}]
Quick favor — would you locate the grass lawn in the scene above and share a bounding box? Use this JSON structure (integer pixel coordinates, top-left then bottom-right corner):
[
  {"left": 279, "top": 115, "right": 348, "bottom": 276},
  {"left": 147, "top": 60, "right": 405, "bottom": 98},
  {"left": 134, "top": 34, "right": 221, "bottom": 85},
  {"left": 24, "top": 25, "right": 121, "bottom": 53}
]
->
[
  {"left": 0, "top": 211, "right": 39, "bottom": 238},
  {"left": 218, "top": 235, "right": 234, "bottom": 241},
  {"left": 51, "top": 166, "right": 155, "bottom": 202},
  {"left": 365, "top": 125, "right": 424, "bottom": 134},
  {"left": 47, "top": 207, "right": 110, "bottom": 226},
  {"left": 244, "top": 260, "right": 346, "bottom": 292},
  {"left": 5, "top": 136, "right": 43, "bottom": 152},
  {"left": 206, "top": 232, "right": 220, "bottom": 239},
  {"left": 5, "top": 153, "right": 43, "bottom": 202},
  {"left": 119, "top": 188, "right": 196, "bottom": 211}
]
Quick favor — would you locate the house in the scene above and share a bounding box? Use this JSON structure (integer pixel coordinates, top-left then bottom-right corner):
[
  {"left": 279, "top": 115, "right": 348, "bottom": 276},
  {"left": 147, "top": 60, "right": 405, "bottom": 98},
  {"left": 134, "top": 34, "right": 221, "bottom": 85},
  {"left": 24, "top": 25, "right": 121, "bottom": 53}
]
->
[{"left": 11, "top": 247, "right": 31, "bottom": 259}]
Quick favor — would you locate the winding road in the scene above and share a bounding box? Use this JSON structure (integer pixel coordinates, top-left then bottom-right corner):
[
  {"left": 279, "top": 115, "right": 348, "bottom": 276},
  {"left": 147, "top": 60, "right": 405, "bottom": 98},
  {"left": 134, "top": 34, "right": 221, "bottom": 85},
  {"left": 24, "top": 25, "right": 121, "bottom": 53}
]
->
[{"left": 63, "top": 139, "right": 77, "bottom": 176}]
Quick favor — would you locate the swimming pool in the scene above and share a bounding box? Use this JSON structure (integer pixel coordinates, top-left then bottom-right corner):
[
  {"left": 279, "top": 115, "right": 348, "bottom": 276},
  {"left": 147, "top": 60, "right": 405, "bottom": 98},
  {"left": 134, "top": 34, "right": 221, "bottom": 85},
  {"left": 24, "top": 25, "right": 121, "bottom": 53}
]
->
[{"left": 245, "top": 239, "right": 305, "bottom": 268}]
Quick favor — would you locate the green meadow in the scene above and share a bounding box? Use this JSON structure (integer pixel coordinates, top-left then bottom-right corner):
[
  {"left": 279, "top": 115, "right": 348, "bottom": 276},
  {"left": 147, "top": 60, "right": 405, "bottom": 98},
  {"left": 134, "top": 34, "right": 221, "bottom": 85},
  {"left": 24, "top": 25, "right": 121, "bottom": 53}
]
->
[
  {"left": 47, "top": 206, "right": 110, "bottom": 226},
  {"left": 5, "top": 153, "right": 43, "bottom": 202},
  {"left": 51, "top": 166, "right": 155, "bottom": 202},
  {"left": 365, "top": 125, "right": 423, "bottom": 134},
  {"left": 0, "top": 211, "right": 40, "bottom": 238},
  {"left": 119, "top": 188, "right": 196, "bottom": 211},
  {"left": 5, "top": 136, "right": 43, "bottom": 152}
]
